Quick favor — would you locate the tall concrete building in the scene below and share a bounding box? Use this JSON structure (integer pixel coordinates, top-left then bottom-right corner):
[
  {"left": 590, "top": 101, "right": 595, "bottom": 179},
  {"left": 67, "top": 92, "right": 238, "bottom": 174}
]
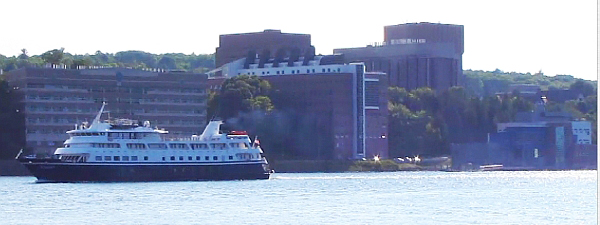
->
[
  {"left": 4, "top": 67, "right": 208, "bottom": 155},
  {"left": 334, "top": 22, "right": 464, "bottom": 92},
  {"left": 215, "top": 29, "right": 314, "bottom": 68},
  {"left": 208, "top": 54, "right": 388, "bottom": 160}
]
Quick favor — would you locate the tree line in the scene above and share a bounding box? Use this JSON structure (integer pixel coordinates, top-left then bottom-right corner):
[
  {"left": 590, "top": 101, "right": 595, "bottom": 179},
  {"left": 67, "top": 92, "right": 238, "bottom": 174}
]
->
[
  {"left": 0, "top": 48, "right": 215, "bottom": 73},
  {"left": 464, "top": 69, "right": 597, "bottom": 97}
]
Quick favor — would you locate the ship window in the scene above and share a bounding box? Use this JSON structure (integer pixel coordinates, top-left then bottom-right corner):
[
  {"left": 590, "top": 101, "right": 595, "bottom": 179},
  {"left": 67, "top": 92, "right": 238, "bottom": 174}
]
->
[
  {"left": 104, "top": 156, "right": 111, "bottom": 161},
  {"left": 127, "top": 143, "right": 147, "bottom": 149},
  {"left": 169, "top": 143, "right": 189, "bottom": 149},
  {"left": 210, "top": 143, "right": 227, "bottom": 150},
  {"left": 122, "top": 156, "right": 129, "bottom": 161},
  {"left": 144, "top": 156, "right": 148, "bottom": 161},
  {"left": 196, "top": 156, "right": 200, "bottom": 160},
  {"left": 170, "top": 156, "right": 175, "bottom": 160},
  {"left": 95, "top": 156, "right": 102, "bottom": 161},
  {"left": 179, "top": 156, "right": 184, "bottom": 161},
  {"left": 205, "top": 156, "right": 209, "bottom": 160},
  {"left": 188, "top": 156, "right": 192, "bottom": 160},
  {"left": 114, "top": 156, "right": 120, "bottom": 161},
  {"left": 229, "top": 156, "right": 233, "bottom": 160},
  {"left": 132, "top": 156, "right": 138, "bottom": 161},
  {"left": 162, "top": 157, "right": 166, "bottom": 161},
  {"left": 191, "top": 143, "right": 209, "bottom": 150},
  {"left": 213, "top": 156, "right": 218, "bottom": 160},
  {"left": 148, "top": 143, "right": 168, "bottom": 149}
]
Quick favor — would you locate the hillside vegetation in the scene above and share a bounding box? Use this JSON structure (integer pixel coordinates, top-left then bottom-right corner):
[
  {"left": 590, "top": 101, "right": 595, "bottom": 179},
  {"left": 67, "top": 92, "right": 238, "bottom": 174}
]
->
[
  {"left": 0, "top": 49, "right": 214, "bottom": 73},
  {"left": 464, "top": 69, "right": 597, "bottom": 97}
]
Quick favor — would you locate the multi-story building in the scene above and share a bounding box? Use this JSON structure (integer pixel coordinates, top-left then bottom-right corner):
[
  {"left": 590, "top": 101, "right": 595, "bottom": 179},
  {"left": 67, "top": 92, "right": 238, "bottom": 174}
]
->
[
  {"left": 208, "top": 54, "right": 388, "bottom": 160},
  {"left": 334, "top": 22, "right": 464, "bottom": 92},
  {"left": 215, "top": 29, "right": 314, "bottom": 68},
  {"left": 3, "top": 67, "right": 208, "bottom": 155}
]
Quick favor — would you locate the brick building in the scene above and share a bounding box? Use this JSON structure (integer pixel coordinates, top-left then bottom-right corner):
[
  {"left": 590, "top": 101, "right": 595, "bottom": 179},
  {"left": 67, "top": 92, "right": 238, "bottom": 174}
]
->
[
  {"left": 3, "top": 67, "right": 207, "bottom": 155},
  {"left": 208, "top": 54, "right": 388, "bottom": 160},
  {"left": 215, "top": 29, "right": 314, "bottom": 68},
  {"left": 334, "top": 22, "right": 464, "bottom": 92}
]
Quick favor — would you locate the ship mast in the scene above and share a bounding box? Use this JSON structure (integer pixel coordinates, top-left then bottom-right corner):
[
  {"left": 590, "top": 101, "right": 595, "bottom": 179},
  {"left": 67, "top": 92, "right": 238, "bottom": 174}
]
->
[{"left": 92, "top": 102, "right": 107, "bottom": 125}]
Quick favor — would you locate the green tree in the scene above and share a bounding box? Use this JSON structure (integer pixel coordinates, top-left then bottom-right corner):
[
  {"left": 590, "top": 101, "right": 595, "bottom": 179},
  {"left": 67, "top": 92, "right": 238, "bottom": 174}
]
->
[
  {"left": 210, "top": 75, "right": 273, "bottom": 121},
  {"left": 41, "top": 48, "right": 65, "bottom": 65},
  {"left": 157, "top": 56, "right": 177, "bottom": 69},
  {"left": 17, "top": 49, "right": 28, "bottom": 60},
  {"left": 569, "top": 80, "right": 596, "bottom": 97}
]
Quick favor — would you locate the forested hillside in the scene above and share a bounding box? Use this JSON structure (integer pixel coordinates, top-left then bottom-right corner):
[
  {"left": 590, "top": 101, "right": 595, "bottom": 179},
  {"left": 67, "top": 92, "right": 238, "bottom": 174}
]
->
[
  {"left": 464, "top": 69, "right": 597, "bottom": 97},
  {"left": 0, "top": 49, "right": 215, "bottom": 73}
]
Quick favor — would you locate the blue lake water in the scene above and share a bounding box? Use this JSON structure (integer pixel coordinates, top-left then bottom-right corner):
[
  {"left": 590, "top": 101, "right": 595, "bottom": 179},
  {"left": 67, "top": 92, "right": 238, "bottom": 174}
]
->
[{"left": 0, "top": 171, "right": 597, "bottom": 225}]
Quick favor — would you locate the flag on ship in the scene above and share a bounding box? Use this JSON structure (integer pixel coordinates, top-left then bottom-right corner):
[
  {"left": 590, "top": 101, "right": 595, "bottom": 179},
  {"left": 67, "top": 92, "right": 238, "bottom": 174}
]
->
[{"left": 253, "top": 136, "right": 260, "bottom": 147}]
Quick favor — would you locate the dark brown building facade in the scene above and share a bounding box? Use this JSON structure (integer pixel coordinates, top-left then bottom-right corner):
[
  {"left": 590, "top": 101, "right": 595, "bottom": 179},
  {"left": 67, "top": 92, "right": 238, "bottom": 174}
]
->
[
  {"left": 4, "top": 67, "right": 207, "bottom": 154},
  {"left": 215, "top": 29, "right": 314, "bottom": 67},
  {"left": 334, "top": 22, "right": 464, "bottom": 92}
]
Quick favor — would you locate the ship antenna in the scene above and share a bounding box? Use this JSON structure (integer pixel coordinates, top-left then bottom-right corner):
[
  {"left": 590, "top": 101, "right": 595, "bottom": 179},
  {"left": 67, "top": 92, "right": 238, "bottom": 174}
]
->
[{"left": 92, "top": 102, "right": 107, "bottom": 124}]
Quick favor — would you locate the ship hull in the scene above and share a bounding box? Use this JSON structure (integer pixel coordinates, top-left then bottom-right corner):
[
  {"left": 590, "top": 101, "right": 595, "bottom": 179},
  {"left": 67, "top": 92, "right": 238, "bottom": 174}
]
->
[{"left": 19, "top": 160, "right": 271, "bottom": 182}]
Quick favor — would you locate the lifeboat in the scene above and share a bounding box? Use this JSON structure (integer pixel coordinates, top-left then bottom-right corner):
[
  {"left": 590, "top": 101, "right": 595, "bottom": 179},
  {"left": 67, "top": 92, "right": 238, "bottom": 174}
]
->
[{"left": 228, "top": 130, "right": 248, "bottom": 135}]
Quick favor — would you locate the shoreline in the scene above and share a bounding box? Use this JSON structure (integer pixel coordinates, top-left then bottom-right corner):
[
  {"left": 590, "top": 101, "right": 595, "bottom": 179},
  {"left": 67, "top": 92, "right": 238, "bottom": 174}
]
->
[{"left": 1, "top": 159, "right": 595, "bottom": 176}]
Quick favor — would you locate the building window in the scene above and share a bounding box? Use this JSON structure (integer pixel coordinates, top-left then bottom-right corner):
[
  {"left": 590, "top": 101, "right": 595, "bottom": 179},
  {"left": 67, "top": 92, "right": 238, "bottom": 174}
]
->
[
  {"left": 213, "top": 156, "right": 218, "bottom": 160},
  {"left": 95, "top": 156, "right": 102, "bottom": 161},
  {"left": 297, "top": 70, "right": 300, "bottom": 74},
  {"left": 327, "top": 68, "right": 331, "bottom": 72},
  {"left": 322, "top": 68, "right": 325, "bottom": 73},
  {"left": 291, "top": 70, "right": 295, "bottom": 74},
  {"left": 262, "top": 71, "right": 265, "bottom": 75},
  {"left": 312, "top": 69, "right": 315, "bottom": 73},
  {"left": 307, "top": 69, "right": 310, "bottom": 73},
  {"left": 337, "top": 68, "right": 341, "bottom": 72},
  {"left": 276, "top": 71, "right": 280, "bottom": 75}
]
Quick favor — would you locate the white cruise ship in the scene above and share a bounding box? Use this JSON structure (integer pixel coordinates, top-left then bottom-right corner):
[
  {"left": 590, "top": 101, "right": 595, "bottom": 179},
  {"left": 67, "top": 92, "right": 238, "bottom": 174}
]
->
[{"left": 17, "top": 103, "right": 272, "bottom": 182}]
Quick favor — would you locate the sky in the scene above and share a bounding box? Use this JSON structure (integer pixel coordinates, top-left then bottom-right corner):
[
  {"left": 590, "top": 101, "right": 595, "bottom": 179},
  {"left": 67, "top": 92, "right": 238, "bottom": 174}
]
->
[{"left": 0, "top": 0, "right": 597, "bottom": 80}]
